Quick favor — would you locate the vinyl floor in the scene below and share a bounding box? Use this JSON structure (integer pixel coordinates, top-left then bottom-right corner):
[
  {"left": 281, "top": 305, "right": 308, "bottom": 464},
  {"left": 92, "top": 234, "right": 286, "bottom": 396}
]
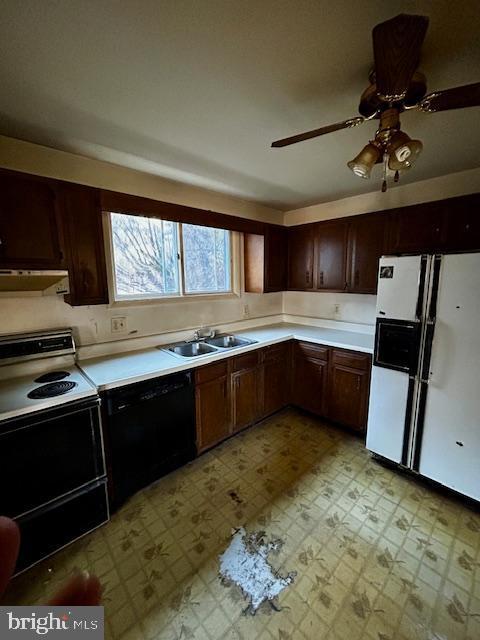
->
[{"left": 4, "top": 409, "right": 480, "bottom": 639}]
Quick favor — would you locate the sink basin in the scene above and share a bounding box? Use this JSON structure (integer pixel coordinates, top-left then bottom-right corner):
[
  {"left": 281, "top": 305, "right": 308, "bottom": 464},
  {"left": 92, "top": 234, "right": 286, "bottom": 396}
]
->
[
  {"left": 205, "top": 334, "right": 257, "bottom": 349},
  {"left": 165, "top": 341, "right": 218, "bottom": 358}
]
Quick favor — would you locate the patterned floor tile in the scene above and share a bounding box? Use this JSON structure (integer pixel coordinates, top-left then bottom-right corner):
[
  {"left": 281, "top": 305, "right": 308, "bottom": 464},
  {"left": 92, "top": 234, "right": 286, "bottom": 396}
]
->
[{"left": 3, "top": 408, "right": 480, "bottom": 639}]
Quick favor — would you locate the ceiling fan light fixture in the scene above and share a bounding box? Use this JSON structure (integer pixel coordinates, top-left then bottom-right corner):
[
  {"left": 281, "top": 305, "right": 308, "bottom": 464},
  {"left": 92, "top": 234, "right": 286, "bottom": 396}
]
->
[
  {"left": 387, "top": 131, "right": 423, "bottom": 171},
  {"left": 347, "top": 142, "right": 381, "bottom": 179}
]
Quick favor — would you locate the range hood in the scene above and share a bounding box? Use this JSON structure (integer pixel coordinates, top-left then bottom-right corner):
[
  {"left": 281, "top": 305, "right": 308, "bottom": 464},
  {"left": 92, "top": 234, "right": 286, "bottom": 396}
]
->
[{"left": 0, "top": 270, "right": 70, "bottom": 295}]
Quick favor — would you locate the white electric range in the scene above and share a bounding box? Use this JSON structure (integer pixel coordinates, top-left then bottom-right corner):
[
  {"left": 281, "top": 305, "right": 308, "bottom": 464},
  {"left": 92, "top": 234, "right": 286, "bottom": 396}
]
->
[
  {"left": 0, "top": 329, "right": 109, "bottom": 575},
  {"left": 0, "top": 329, "right": 97, "bottom": 421}
]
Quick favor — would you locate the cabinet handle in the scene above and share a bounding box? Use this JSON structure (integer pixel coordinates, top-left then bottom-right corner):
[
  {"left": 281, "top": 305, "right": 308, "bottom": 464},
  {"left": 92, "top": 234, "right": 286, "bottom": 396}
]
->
[
  {"left": 319, "top": 271, "right": 324, "bottom": 285},
  {"left": 357, "top": 377, "right": 360, "bottom": 391}
]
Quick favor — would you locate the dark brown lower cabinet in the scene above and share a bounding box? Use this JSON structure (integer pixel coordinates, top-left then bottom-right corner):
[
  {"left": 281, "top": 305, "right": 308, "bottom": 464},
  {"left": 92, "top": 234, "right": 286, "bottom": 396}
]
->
[
  {"left": 327, "top": 349, "right": 371, "bottom": 431},
  {"left": 232, "top": 367, "right": 259, "bottom": 433},
  {"left": 195, "top": 341, "right": 371, "bottom": 453},
  {"left": 262, "top": 342, "right": 291, "bottom": 417},
  {"left": 231, "top": 351, "right": 261, "bottom": 433},
  {"left": 291, "top": 342, "right": 371, "bottom": 432},
  {"left": 292, "top": 342, "right": 329, "bottom": 415},
  {"left": 195, "top": 362, "right": 230, "bottom": 453}
]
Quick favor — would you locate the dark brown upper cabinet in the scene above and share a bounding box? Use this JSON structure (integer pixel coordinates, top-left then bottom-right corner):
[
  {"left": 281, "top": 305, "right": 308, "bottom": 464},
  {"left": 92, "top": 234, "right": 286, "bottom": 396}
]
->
[
  {"left": 60, "top": 183, "right": 109, "bottom": 306},
  {"left": 287, "top": 224, "right": 315, "bottom": 290},
  {"left": 347, "top": 212, "right": 387, "bottom": 294},
  {"left": 387, "top": 201, "right": 447, "bottom": 254},
  {"left": 442, "top": 194, "right": 480, "bottom": 251},
  {"left": 244, "top": 225, "right": 287, "bottom": 293},
  {"left": 0, "top": 171, "right": 65, "bottom": 270},
  {"left": 314, "top": 220, "right": 348, "bottom": 291}
]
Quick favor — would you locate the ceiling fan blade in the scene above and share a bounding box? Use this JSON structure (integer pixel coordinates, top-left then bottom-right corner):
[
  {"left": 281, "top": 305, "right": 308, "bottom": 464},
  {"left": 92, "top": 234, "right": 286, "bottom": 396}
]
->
[
  {"left": 271, "top": 117, "right": 364, "bottom": 148},
  {"left": 373, "top": 14, "right": 429, "bottom": 102},
  {"left": 419, "top": 82, "right": 480, "bottom": 112}
]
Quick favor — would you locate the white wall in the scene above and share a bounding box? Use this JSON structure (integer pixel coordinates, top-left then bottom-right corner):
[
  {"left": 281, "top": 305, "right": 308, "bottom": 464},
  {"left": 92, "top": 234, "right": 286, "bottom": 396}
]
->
[
  {"left": 0, "top": 292, "right": 283, "bottom": 346},
  {"left": 283, "top": 291, "right": 376, "bottom": 326},
  {"left": 284, "top": 167, "right": 480, "bottom": 226}
]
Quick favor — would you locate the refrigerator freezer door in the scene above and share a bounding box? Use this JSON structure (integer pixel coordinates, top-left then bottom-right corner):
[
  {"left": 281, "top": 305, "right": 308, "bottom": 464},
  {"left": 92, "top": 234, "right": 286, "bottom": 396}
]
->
[
  {"left": 376, "top": 255, "right": 425, "bottom": 321},
  {"left": 418, "top": 253, "right": 480, "bottom": 501},
  {"left": 366, "top": 365, "right": 410, "bottom": 463}
]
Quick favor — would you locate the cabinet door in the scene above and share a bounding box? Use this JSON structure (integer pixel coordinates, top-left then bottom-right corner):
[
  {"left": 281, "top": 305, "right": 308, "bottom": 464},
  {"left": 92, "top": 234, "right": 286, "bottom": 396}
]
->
[
  {"left": 61, "top": 184, "right": 109, "bottom": 306},
  {"left": 195, "top": 376, "right": 230, "bottom": 452},
  {"left": 292, "top": 354, "right": 328, "bottom": 416},
  {"left": 287, "top": 225, "right": 314, "bottom": 290},
  {"left": 443, "top": 195, "right": 480, "bottom": 251},
  {"left": 232, "top": 367, "right": 259, "bottom": 432},
  {"left": 314, "top": 221, "right": 348, "bottom": 291},
  {"left": 347, "top": 213, "right": 386, "bottom": 293},
  {"left": 327, "top": 364, "right": 369, "bottom": 431},
  {"left": 0, "top": 172, "right": 64, "bottom": 269},
  {"left": 387, "top": 202, "right": 446, "bottom": 253},
  {"left": 262, "top": 344, "right": 290, "bottom": 416},
  {"left": 265, "top": 225, "right": 288, "bottom": 292}
]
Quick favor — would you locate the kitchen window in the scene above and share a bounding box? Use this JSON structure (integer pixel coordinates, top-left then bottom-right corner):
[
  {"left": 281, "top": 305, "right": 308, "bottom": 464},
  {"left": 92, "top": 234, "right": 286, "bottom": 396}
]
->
[{"left": 108, "top": 212, "right": 232, "bottom": 301}]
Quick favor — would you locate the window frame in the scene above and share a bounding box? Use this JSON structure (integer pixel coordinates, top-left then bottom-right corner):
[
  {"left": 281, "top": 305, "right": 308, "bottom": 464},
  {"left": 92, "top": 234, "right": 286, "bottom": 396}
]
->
[{"left": 104, "top": 212, "right": 238, "bottom": 305}]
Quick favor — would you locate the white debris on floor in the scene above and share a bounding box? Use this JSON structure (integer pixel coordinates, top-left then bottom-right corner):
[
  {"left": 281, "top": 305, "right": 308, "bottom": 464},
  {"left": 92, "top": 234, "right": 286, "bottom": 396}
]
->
[{"left": 219, "top": 527, "right": 296, "bottom": 614}]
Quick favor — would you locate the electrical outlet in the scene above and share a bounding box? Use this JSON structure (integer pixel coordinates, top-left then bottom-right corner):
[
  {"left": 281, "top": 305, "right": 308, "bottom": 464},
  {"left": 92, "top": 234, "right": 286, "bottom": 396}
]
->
[
  {"left": 111, "top": 316, "right": 127, "bottom": 333},
  {"left": 243, "top": 304, "right": 250, "bottom": 318},
  {"left": 333, "top": 303, "right": 340, "bottom": 315}
]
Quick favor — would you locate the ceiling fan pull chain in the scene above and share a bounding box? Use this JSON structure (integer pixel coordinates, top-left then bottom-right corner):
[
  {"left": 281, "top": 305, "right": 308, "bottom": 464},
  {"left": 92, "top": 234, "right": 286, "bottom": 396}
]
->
[{"left": 381, "top": 152, "right": 388, "bottom": 192}]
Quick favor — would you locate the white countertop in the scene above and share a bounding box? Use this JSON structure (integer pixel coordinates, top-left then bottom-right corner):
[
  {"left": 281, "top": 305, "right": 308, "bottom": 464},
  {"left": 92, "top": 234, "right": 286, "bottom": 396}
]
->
[{"left": 79, "top": 323, "right": 374, "bottom": 392}]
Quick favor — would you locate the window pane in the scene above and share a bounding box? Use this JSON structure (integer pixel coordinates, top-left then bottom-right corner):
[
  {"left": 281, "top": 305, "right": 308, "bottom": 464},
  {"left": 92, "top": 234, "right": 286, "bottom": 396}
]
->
[
  {"left": 182, "top": 224, "right": 231, "bottom": 293},
  {"left": 110, "top": 213, "right": 180, "bottom": 298}
]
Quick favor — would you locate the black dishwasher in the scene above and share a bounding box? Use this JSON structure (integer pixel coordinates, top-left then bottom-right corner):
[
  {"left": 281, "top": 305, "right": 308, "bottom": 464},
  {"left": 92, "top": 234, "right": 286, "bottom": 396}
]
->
[{"left": 103, "top": 370, "right": 196, "bottom": 508}]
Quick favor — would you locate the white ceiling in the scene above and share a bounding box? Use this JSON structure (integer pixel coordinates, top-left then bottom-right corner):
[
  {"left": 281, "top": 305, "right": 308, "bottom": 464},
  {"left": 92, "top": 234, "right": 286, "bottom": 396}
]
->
[{"left": 0, "top": 0, "right": 479, "bottom": 211}]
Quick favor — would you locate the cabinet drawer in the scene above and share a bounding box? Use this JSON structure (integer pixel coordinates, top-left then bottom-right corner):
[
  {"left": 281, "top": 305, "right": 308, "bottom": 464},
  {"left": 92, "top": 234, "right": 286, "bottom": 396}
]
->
[
  {"left": 295, "top": 341, "right": 329, "bottom": 361},
  {"left": 331, "top": 349, "right": 370, "bottom": 371},
  {"left": 232, "top": 351, "right": 259, "bottom": 372},
  {"left": 263, "top": 342, "right": 289, "bottom": 363},
  {"left": 195, "top": 360, "right": 228, "bottom": 384}
]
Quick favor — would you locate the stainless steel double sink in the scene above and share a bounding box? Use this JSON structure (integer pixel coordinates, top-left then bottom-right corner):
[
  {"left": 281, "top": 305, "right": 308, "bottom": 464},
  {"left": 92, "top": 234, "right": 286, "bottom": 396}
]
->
[{"left": 160, "top": 334, "right": 257, "bottom": 359}]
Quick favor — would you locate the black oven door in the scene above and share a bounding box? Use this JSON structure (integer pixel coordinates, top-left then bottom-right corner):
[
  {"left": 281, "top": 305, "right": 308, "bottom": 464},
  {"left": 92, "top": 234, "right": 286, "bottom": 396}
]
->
[
  {"left": 374, "top": 318, "right": 421, "bottom": 375},
  {"left": 0, "top": 397, "right": 105, "bottom": 518}
]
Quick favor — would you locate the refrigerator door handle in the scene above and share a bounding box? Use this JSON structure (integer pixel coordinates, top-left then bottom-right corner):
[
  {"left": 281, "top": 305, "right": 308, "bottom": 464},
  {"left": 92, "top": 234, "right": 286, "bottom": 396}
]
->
[
  {"left": 401, "top": 375, "right": 417, "bottom": 466},
  {"left": 412, "top": 381, "right": 429, "bottom": 471},
  {"left": 427, "top": 255, "right": 442, "bottom": 322},
  {"left": 415, "top": 255, "right": 429, "bottom": 322}
]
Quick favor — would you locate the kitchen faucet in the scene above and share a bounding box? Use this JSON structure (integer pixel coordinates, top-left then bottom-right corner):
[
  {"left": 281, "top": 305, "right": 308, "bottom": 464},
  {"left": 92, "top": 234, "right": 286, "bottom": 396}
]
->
[{"left": 193, "top": 327, "right": 216, "bottom": 341}]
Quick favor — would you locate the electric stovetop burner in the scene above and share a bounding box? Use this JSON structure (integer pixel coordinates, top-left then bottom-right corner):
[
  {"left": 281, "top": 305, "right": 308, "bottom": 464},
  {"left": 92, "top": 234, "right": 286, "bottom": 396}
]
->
[
  {"left": 34, "top": 371, "right": 71, "bottom": 383},
  {"left": 28, "top": 381, "right": 77, "bottom": 400}
]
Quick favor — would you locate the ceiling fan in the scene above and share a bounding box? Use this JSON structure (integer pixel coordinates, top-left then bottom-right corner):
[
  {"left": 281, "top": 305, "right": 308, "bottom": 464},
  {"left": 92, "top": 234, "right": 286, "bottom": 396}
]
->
[{"left": 271, "top": 14, "right": 480, "bottom": 191}]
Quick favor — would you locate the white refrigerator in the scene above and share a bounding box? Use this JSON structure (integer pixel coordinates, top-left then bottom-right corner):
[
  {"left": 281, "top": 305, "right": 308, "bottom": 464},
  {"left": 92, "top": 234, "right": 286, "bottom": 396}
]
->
[{"left": 366, "top": 252, "right": 480, "bottom": 501}]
